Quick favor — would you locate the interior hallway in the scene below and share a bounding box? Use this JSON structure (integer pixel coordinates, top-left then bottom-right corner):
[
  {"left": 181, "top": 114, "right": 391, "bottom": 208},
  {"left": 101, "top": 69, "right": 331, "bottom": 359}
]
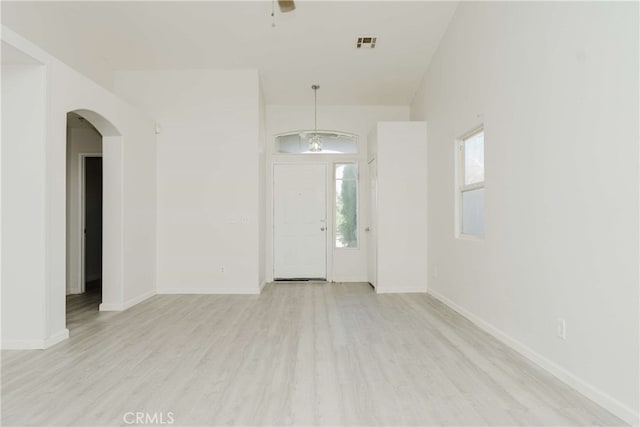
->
[{"left": 1, "top": 283, "right": 624, "bottom": 426}]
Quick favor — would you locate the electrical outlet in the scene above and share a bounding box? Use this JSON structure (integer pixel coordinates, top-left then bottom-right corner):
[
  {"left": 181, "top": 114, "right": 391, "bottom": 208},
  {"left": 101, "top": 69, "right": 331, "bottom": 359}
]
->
[
  {"left": 557, "top": 318, "right": 566, "bottom": 340},
  {"left": 221, "top": 267, "right": 225, "bottom": 273}
]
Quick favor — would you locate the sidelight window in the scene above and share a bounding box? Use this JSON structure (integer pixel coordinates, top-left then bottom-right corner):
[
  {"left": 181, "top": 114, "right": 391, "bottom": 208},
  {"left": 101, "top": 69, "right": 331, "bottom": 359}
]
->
[{"left": 335, "top": 163, "right": 358, "bottom": 248}]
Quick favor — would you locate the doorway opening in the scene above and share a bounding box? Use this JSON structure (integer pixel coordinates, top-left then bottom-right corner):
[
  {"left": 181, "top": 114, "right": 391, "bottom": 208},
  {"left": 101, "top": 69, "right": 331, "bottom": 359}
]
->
[
  {"left": 83, "top": 156, "right": 103, "bottom": 293},
  {"left": 66, "top": 113, "right": 103, "bottom": 328}
]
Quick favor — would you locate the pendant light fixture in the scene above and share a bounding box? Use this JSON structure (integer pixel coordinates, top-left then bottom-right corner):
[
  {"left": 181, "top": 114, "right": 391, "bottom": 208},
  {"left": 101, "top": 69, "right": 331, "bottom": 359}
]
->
[{"left": 309, "top": 84, "right": 322, "bottom": 152}]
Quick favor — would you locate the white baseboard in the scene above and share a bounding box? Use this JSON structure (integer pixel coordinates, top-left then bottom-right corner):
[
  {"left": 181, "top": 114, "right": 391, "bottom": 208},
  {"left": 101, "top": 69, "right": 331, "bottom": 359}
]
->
[
  {"left": 98, "top": 302, "right": 123, "bottom": 311},
  {"left": 100, "top": 290, "right": 156, "bottom": 311},
  {"left": 331, "top": 276, "right": 369, "bottom": 283},
  {"left": 259, "top": 281, "right": 267, "bottom": 292},
  {"left": 2, "top": 328, "right": 69, "bottom": 350},
  {"left": 122, "top": 290, "right": 156, "bottom": 310},
  {"left": 43, "top": 328, "right": 69, "bottom": 348},
  {"left": 158, "top": 288, "right": 260, "bottom": 295},
  {"left": 428, "top": 289, "right": 639, "bottom": 426},
  {"left": 376, "top": 286, "right": 427, "bottom": 294},
  {"left": 2, "top": 339, "right": 47, "bottom": 350}
]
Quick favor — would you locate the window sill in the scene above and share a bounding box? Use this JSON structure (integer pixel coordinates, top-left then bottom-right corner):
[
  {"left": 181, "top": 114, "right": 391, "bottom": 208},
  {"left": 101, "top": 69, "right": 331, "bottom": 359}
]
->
[{"left": 456, "top": 233, "right": 484, "bottom": 242}]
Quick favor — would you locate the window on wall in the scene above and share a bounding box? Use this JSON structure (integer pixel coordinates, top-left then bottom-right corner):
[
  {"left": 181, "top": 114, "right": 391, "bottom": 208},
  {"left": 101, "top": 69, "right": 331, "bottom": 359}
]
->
[
  {"left": 458, "top": 128, "right": 485, "bottom": 237},
  {"left": 275, "top": 132, "right": 358, "bottom": 154},
  {"left": 335, "top": 163, "right": 358, "bottom": 248}
]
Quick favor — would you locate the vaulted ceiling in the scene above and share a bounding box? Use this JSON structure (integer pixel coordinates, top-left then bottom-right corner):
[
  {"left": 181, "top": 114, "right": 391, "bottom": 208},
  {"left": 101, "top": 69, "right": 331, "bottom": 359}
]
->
[{"left": 2, "top": 1, "right": 458, "bottom": 105}]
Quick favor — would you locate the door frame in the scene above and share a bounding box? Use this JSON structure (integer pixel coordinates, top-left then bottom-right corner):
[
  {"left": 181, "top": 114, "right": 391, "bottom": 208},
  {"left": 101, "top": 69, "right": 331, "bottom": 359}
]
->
[
  {"left": 78, "top": 153, "right": 103, "bottom": 293},
  {"left": 367, "top": 157, "right": 378, "bottom": 288},
  {"left": 272, "top": 162, "right": 329, "bottom": 280}
]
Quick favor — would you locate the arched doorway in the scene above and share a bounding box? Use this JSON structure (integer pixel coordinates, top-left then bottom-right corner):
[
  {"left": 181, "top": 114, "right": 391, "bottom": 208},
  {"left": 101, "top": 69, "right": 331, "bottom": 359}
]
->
[
  {"left": 65, "top": 109, "right": 123, "bottom": 330},
  {"left": 65, "top": 112, "right": 103, "bottom": 326}
]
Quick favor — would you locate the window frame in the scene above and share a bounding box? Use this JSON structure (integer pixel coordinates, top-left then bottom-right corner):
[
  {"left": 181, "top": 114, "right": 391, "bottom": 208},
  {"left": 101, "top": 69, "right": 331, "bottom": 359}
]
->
[
  {"left": 456, "top": 127, "right": 485, "bottom": 240},
  {"left": 273, "top": 130, "right": 359, "bottom": 155},
  {"left": 333, "top": 162, "right": 359, "bottom": 250}
]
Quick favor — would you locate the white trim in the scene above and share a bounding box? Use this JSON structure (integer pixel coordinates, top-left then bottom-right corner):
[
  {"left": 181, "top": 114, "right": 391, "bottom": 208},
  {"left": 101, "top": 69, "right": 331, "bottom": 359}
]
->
[
  {"left": 41, "top": 64, "right": 49, "bottom": 344},
  {"left": 461, "top": 182, "right": 484, "bottom": 192},
  {"left": 119, "top": 139, "right": 125, "bottom": 308},
  {"left": 332, "top": 275, "right": 368, "bottom": 283},
  {"left": 367, "top": 158, "right": 378, "bottom": 289},
  {"left": 428, "top": 288, "right": 639, "bottom": 426},
  {"left": 43, "top": 328, "right": 69, "bottom": 348},
  {"left": 456, "top": 233, "right": 484, "bottom": 243},
  {"left": 98, "top": 302, "right": 123, "bottom": 311},
  {"left": 2, "top": 340, "right": 49, "bottom": 350},
  {"left": 122, "top": 290, "right": 156, "bottom": 310},
  {"left": 99, "top": 290, "right": 156, "bottom": 311},
  {"left": 376, "top": 287, "right": 427, "bottom": 294},
  {"left": 1, "top": 340, "right": 47, "bottom": 350},
  {"left": 158, "top": 288, "right": 260, "bottom": 295},
  {"left": 2, "top": 328, "right": 69, "bottom": 350}
]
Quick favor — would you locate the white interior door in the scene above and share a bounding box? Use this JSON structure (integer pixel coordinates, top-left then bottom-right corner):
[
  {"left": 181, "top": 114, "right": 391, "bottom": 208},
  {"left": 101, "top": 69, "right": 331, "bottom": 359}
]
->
[
  {"left": 274, "top": 164, "right": 327, "bottom": 279},
  {"left": 367, "top": 159, "right": 378, "bottom": 288}
]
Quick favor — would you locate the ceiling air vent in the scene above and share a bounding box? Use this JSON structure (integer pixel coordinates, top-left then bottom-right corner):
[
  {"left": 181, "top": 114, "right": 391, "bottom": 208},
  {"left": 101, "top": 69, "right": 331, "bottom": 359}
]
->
[{"left": 356, "top": 36, "right": 377, "bottom": 49}]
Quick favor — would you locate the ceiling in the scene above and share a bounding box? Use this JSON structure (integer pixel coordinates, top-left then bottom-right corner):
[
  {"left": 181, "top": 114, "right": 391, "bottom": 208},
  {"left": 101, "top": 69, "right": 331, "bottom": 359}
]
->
[{"left": 1, "top": 1, "right": 458, "bottom": 105}]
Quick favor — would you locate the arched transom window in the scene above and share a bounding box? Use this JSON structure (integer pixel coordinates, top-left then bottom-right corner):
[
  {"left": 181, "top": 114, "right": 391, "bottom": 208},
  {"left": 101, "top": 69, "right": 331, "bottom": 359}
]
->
[{"left": 275, "top": 131, "right": 358, "bottom": 154}]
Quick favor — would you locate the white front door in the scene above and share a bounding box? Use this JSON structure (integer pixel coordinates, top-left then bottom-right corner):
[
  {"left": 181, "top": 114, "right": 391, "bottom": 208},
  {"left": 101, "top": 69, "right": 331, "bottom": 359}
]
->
[{"left": 274, "top": 164, "right": 327, "bottom": 279}]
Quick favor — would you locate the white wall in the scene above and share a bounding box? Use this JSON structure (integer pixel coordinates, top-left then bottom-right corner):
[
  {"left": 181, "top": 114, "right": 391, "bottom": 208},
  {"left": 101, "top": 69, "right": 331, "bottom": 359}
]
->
[
  {"left": 66, "top": 123, "right": 102, "bottom": 294},
  {"left": 265, "top": 105, "right": 409, "bottom": 282},
  {"left": 115, "top": 69, "right": 262, "bottom": 294},
  {"left": 1, "top": 27, "right": 157, "bottom": 348},
  {"left": 372, "top": 122, "right": 428, "bottom": 293},
  {"left": 410, "top": 2, "right": 639, "bottom": 423},
  {"left": 1, "top": 62, "right": 46, "bottom": 347}
]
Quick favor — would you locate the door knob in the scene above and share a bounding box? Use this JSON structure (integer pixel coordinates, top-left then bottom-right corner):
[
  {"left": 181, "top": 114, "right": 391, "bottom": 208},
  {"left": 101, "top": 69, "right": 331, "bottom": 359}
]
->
[
  {"left": 365, "top": 227, "right": 371, "bottom": 232},
  {"left": 320, "top": 227, "right": 325, "bottom": 231}
]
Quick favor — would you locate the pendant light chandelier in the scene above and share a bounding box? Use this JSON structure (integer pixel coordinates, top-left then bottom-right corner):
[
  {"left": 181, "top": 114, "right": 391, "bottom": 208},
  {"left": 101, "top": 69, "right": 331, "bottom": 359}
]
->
[{"left": 309, "top": 84, "right": 322, "bottom": 152}]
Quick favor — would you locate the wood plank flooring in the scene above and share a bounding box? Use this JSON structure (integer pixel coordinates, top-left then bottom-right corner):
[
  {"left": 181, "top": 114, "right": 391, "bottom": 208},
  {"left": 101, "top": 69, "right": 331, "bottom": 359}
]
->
[{"left": 1, "top": 282, "right": 626, "bottom": 426}]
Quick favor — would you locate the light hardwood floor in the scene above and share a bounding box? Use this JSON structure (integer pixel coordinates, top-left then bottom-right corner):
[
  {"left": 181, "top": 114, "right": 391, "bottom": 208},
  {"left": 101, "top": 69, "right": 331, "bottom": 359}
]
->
[{"left": 2, "top": 282, "right": 626, "bottom": 426}]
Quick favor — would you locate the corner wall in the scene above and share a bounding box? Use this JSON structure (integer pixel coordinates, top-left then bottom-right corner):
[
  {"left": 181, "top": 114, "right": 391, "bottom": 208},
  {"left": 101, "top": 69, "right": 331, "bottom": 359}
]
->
[
  {"left": 374, "top": 121, "right": 428, "bottom": 293},
  {"left": 1, "top": 63, "right": 47, "bottom": 347},
  {"left": 1, "top": 27, "right": 157, "bottom": 348},
  {"left": 410, "top": 2, "right": 639, "bottom": 423}
]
